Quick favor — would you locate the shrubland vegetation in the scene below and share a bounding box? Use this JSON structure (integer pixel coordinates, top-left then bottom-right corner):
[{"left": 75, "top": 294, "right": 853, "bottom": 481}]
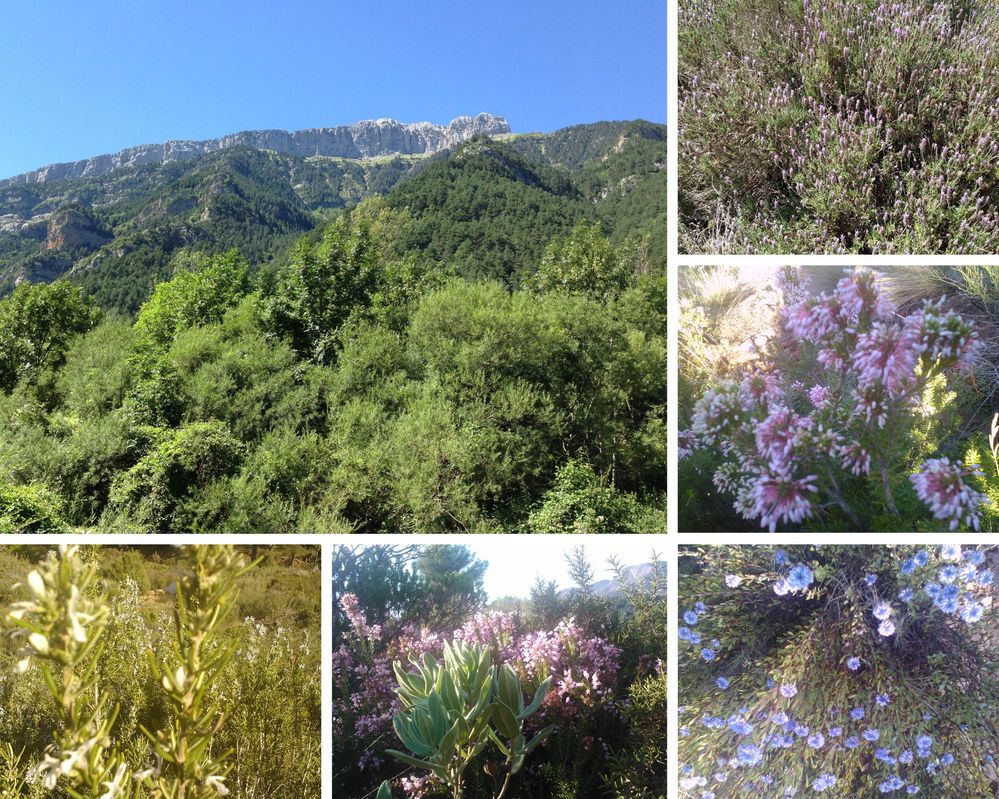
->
[
  {"left": 679, "top": 266, "right": 999, "bottom": 531},
  {"left": 333, "top": 544, "right": 667, "bottom": 799},
  {"left": 679, "top": 0, "right": 999, "bottom": 253},
  {"left": 0, "top": 544, "right": 321, "bottom": 798},
  {"left": 0, "top": 128, "right": 666, "bottom": 533},
  {"left": 679, "top": 544, "right": 999, "bottom": 797}
]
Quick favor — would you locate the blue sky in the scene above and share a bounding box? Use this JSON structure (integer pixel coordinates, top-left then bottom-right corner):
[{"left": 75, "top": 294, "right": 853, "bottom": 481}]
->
[{"left": 0, "top": 0, "right": 665, "bottom": 179}]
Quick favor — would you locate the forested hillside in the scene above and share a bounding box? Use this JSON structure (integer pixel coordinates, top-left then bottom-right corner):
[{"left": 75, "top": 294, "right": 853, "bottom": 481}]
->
[{"left": 0, "top": 121, "right": 666, "bottom": 533}]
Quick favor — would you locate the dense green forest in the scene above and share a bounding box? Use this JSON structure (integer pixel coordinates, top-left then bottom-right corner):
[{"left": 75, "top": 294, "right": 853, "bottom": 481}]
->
[{"left": 0, "top": 122, "right": 666, "bottom": 533}]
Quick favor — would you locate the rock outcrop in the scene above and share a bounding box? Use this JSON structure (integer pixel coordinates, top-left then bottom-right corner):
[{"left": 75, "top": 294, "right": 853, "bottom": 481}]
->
[
  {"left": 1, "top": 113, "right": 510, "bottom": 187},
  {"left": 45, "top": 207, "right": 112, "bottom": 252}
]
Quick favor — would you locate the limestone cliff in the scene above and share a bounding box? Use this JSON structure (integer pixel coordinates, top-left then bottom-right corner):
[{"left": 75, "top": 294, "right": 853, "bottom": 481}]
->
[{"left": 1, "top": 113, "right": 510, "bottom": 187}]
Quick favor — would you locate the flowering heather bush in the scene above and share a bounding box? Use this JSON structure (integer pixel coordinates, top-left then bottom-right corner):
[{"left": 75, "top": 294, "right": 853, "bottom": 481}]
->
[
  {"left": 681, "top": 268, "right": 988, "bottom": 531},
  {"left": 334, "top": 598, "right": 623, "bottom": 798},
  {"left": 679, "top": 545, "right": 999, "bottom": 797},
  {"left": 679, "top": 0, "right": 999, "bottom": 253}
]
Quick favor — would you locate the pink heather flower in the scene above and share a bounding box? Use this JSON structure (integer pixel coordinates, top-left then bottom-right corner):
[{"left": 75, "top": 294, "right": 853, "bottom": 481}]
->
[
  {"left": 852, "top": 321, "right": 917, "bottom": 396},
  {"left": 807, "top": 385, "right": 830, "bottom": 409},
  {"left": 835, "top": 269, "right": 894, "bottom": 323},
  {"left": 906, "top": 299, "right": 979, "bottom": 373},
  {"left": 754, "top": 405, "right": 814, "bottom": 466},
  {"left": 679, "top": 429, "right": 697, "bottom": 461},
  {"left": 837, "top": 443, "right": 871, "bottom": 476},
  {"left": 910, "top": 458, "right": 987, "bottom": 531},
  {"left": 852, "top": 386, "right": 890, "bottom": 428},
  {"left": 692, "top": 381, "right": 747, "bottom": 445},
  {"left": 749, "top": 471, "right": 818, "bottom": 532},
  {"left": 742, "top": 371, "right": 784, "bottom": 408}
]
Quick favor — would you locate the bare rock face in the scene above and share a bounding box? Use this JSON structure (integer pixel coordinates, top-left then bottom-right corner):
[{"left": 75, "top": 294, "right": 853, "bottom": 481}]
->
[
  {"left": 45, "top": 208, "right": 112, "bottom": 252},
  {"left": 1, "top": 113, "right": 510, "bottom": 187}
]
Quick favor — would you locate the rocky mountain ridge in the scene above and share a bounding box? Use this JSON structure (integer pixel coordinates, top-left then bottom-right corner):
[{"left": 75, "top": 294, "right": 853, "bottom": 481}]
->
[{"left": 1, "top": 113, "right": 510, "bottom": 187}]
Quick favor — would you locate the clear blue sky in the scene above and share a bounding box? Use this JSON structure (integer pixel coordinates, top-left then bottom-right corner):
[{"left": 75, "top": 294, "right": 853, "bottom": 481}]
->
[{"left": 0, "top": 0, "right": 665, "bottom": 179}]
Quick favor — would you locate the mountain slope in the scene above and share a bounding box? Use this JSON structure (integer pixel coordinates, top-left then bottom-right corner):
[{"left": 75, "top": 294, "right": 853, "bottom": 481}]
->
[{"left": 0, "top": 118, "right": 666, "bottom": 311}]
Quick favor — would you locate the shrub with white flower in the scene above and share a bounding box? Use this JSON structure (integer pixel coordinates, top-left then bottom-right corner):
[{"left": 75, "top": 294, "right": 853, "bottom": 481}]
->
[
  {"left": 683, "top": 268, "right": 986, "bottom": 531},
  {"left": 679, "top": 544, "right": 999, "bottom": 797}
]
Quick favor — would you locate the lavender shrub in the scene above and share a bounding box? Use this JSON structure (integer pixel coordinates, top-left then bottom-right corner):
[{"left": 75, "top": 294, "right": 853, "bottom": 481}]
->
[{"left": 679, "top": 0, "right": 999, "bottom": 253}]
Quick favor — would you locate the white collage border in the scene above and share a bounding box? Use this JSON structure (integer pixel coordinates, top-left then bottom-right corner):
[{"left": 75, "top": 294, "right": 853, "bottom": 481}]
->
[{"left": 666, "top": 1, "right": 999, "bottom": 797}]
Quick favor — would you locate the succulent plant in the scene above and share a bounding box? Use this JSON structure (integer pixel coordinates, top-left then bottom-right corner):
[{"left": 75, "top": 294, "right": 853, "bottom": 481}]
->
[{"left": 384, "top": 640, "right": 554, "bottom": 799}]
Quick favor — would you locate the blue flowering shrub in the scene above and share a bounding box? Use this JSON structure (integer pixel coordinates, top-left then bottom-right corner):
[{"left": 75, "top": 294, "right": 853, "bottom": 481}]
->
[{"left": 679, "top": 544, "right": 999, "bottom": 797}]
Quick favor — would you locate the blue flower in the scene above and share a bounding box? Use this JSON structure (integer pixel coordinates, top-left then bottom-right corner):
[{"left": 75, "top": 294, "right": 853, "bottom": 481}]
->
[
  {"left": 878, "top": 776, "right": 904, "bottom": 793},
  {"left": 878, "top": 619, "right": 896, "bottom": 636},
  {"left": 938, "top": 565, "right": 959, "bottom": 584},
  {"left": 779, "top": 683, "right": 797, "bottom": 698},
  {"left": 900, "top": 557, "right": 917, "bottom": 575},
  {"left": 924, "top": 582, "right": 942, "bottom": 600},
  {"left": 773, "top": 578, "right": 791, "bottom": 596},
  {"left": 876, "top": 693, "right": 890, "bottom": 706},
  {"left": 964, "top": 548, "right": 985, "bottom": 566},
  {"left": 716, "top": 676, "right": 730, "bottom": 689},
  {"left": 727, "top": 714, "right": 752, "bottom": 735},
  {"left": 737, "top": 742, "right": 762, "bottom": 766},
  {"left": 899, "top": 587, "right": 915, "bottom": 602},
  {"left": 940, "top": 544, "right": 961, "bottom": 561},
  {"left": 845, "top": 736, "right": 860, "bottom": 749},
  {"left": 863, "top": 728, "right": 880, "bottom": 742},
  {"left": 701, "top": 648, "right": 716, "bottom": 662},
  {"left": 793, "top": 722, "right": 809, "bottom": 737},
  {"left": 847, "top": 656, "right": 861, "bottom": 671},
  {"left": 961, "top": 602, "right": 984, "bottom": 623},
  {"left": 875, "top": 747, "right": 896, "bottom": 764},
  {"left": 828, "top": 726, "right": 842, "bottom": 737},
  {"left": 725, "top": 574, "right": 742, "bottom": 588},
  {"left": 915, "top": 549, "right": 930, "bottom": 567},
  {"left": 977, "top": 570, "right": 994, "bottom": 587},
  {"left": 873, "top": 601, "right": 892, "bottom": 621},
  {"left": 807, "top": 732, "right": 825, "bottom": 749},
  {"left": 695, "top": 602, "right": 707, "bottom": 614},
  {"left": 941, "top": 753, "right": 954, "bottom": 765},
  {"left": 865, "top": 573, "right": 878, "bottom": 586},
  {"left": 775, "top": 549, "right": 788, "bottom": 565},
  {"left": 899, "top": 750, "right": 913, "bottom": 764},
  {"left": 916, "top": 734, "right": 932, "bottom": 751},
  {"left": 771, "top": 711, "right": 789, "bottom": 725},
  {"left": 787, "top": 564, "right": 814, "bottom": 591},
  {"left": 813, "top": 774, "right": 836, "bottom": 791},
  {"left": 906, "top": 788, "right": 919, "bottom": 795},
  {"left": 684, "top": 610, "right": 699, "bottom": 625},
  {"left": 850, "top": 707, "right": 865, "bottom": 720}
]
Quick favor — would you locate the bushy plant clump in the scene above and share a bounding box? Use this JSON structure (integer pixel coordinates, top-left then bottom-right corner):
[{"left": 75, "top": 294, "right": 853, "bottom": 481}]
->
[
  {"left": 0, "top": 201, "right": 665, "bottom": 533},
  {"left": 334, "top": 547, "right": 667, "bottom": 799},
  {"left": 681, "top": 268, "right": 989, "bottom": 531},
  {"left": 680, "top": 0, "right": 999, "bottom": 253},
  {"left": 679, "top": 544, "right": 999, "bottom": 797}
]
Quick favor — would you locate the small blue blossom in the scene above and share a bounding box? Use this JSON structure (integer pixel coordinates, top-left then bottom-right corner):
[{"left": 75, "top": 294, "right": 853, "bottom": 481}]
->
[
  {"left": 807, "top": 732, "right": 825, "bottom": 749},
  {"left": 813, "top": 774, "right": 836, "bottom": 791},
  {"left": 865, "top": 573, "right": 878, "bottom": 586},
  {"left": 938, "top": 565, "right": 959, "bottom": 584},
  {"left": 863, "top": 728, "right": 880, "bottom": 742},
  {"left": 787, "top": 564, "right": 814, "bottom": 591},
  {"left": 716, "top": 676, "right": 730, "bottom": 689},
  {"left": 845, "top": 736, "right": 860, "bottom": 749},
  {"left": 775, "top": 549, "right": 788, "bottom": 566},
  {"left": 878, "top": 619, "right": 896, "bottom": 636},
  {"left": 914, "top": 549, "right": 930, "bottom": 567},
  {"left": 876, "top": 694, "right": 890, "bottom": 707},
  {"left": 960, "top": 602, "right": 984, "bottom": 623},
  {"left": 899, "top": 587, "right": 915, "bottom": 602},
  {"left": 847, "top": 656, "right": 861, "bottom": 671},
  {"left": 873, "top": 601, "right": 892, "bottom": 621},
  {"left": 850, "top": 707, "right": 865, "bottom": 720},
  {"left": 828, "top": 726, "right": 842, "bottom": 737},
  {"left": 940, "top": 544, "right": 961, "bottom": 561},
  {"left": 684, "top": 610, "right": 699, "bottom": 625},
  {"left": 779, "top": 683, "right": 797, "bottom": 698},
  {"left": 701, "top": 648, "right": 716, "bottom": 662},
  {"left": 736, "top": 742, "right": 762, "bottom": 766}
]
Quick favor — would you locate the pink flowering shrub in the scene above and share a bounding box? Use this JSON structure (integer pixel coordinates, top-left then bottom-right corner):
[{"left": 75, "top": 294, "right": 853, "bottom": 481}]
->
[
  {"left": 333, "top": 596, "right": 622, "bottom": 798},
  {"left": 679, "top": 0, "right": 999, "bottom": 253},
  {"left": 682, "top": 268, "right": 987, "bottom": 531}
]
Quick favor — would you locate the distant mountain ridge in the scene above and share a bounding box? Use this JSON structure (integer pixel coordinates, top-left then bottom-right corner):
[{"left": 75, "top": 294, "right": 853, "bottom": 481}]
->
[{"left": 0, "top": 113, "right": 510, "bottom": 187}]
